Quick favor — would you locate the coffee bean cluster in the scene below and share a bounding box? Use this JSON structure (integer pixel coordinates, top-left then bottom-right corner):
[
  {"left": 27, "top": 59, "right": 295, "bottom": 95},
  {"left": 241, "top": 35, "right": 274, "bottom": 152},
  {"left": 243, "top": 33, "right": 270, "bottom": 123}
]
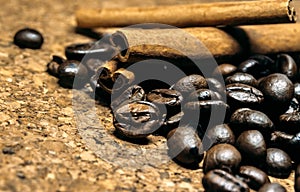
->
[{"left": 47, "top": 41, "right": 300, "bottom": 191}]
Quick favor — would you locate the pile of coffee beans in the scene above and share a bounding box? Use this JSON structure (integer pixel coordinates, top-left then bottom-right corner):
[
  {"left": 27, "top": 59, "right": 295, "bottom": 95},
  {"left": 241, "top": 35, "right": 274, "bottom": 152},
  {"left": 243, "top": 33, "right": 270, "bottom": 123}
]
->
[{"left": 47, "top": 40, "right": 300, "bottom": 191}]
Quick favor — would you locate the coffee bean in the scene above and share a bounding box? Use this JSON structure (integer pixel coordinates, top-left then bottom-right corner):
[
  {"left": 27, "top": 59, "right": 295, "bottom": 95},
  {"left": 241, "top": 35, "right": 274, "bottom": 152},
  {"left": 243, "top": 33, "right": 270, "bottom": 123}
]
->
[
  {"left": 13, "top": 28, "right": 44, "bottom": 49},
  {"left": 113, "top": 101, "right": 163, "bottom": 138},
  {"left": 205, "top": 124, "right": 235, "bottom": 146},
  {"left": 249, "top": 55, "right": 275, "bottom": 72},
  {"left": 203, "top": 143, "right": 241, "bottom": 174},
  {"left": 295, "top": 83, "right": 300, "bottom": 102},
  {"left": 236, "top": 130, "right": 266, "bottom": 165},
  {"left": 276, "top": 54, "right": 298, "bottom": 81},
  {"left": 188, "top": 89, "right": 222, "bottom": 102},
  {"left": 167, "top": 126, "right": 203, "bottom": 164},
  {"left": 279, "top": 111, "right": 300, "bottom": 134},
  {"left": 202, "top": 169, "right": 249, "bottom": 192},
  {"left": 230, "top": 108, "right": 274, "bottom": 136},
  {"left": 206, "top": 77, "right": 226, "bottom": 95},
  {"left": 295, "top": 164, "right": 300, "bottom": 192},
  {"left": 238, "top": 166, "right": 270, "bottom": 190},
  {"left": 265, "top": 148, "right": 292, "bottom": 178},
  {"left": 173, "top": 74, "right": 207, "bottom": 96},
  {"left": 238, "top": 59, "right": 271, "bottom": 78},
  {"left": 58, "top": 60, "right": 89, "bottom": 88},
  {"left": 226, "top": 83, "right": 264, "bottom": 110},
  {"left": 258, "top": 183, "right": 286, "bottom": 192},
  {"left": 161, "top": 111, "right": 185, "bottom": 135},
  {"left": 47, "top": 55, "right": 65, "bottom": 77},
  {"left": 213, "top": 63, "right": 237, "bottom": 78},
  {"left": 225, "top": 72, "right": 257, "bottom": 87}
]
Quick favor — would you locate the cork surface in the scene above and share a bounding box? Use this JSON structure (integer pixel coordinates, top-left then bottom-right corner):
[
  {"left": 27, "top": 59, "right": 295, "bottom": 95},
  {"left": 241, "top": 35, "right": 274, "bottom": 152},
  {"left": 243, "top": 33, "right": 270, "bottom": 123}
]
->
[{"left": 0, "top": 0, "right": 297, "bottom": 191}]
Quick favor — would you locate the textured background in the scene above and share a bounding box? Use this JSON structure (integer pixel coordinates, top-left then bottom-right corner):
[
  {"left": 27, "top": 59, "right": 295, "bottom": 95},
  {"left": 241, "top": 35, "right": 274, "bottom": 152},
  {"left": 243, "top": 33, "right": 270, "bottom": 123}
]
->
[{"left": 0, "top": 0, "right": 297, "bottom": 191}]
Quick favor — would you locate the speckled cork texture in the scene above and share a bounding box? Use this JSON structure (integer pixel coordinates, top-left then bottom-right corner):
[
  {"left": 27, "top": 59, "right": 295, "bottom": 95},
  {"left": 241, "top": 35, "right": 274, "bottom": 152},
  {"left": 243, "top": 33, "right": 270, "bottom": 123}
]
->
[{"left": 0, "top": 0, "right": 297, "bottom": 191}]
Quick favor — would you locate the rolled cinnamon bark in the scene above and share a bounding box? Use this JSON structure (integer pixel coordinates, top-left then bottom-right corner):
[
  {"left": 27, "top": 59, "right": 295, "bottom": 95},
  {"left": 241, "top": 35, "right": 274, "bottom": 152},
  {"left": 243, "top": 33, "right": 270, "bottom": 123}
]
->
[
  {"left": 76, "top": 0, "right": 297, "bottom": 28},
  {"left": 97, "top": 60, "right": 118, "bottom": 94},
  {"left": 112, "top": 68, "right": 135, "bottom": 93},
  {"left": 110, "top": 23, "right": 300, "bottom": 64}
]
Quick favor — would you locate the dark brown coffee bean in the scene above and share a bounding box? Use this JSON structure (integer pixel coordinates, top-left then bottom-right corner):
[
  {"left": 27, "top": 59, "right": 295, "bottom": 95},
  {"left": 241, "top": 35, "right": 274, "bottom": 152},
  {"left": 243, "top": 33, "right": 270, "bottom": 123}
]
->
[
  {"left": 238, "top": 166, "right": 270, "bottom": 191},
  {"left": 225, "top": 73, "right": 257, "bottom": 87},
  {"left": 113, "top": 101, "right": 163, "bottom": 138},
  {"left": 279, "top": 112, "right": 300, "bottom": 134},
  {"left": 226, "top": 83, "right": 264, "bottom": 110},
  {"left": 206, "top": 77, "right": 226, "bottom": 95},
  {"left": 230, "top": 108, "right": 274, "bottom": 136},
  {"left": 236, "top": 130, "right": 266, "bottom": 165},
  {"left": 58, "top": 60, "right": 89, "bottom": 88},
  {"left": 14, "top": 28, "right": 44, "bottom": 49},
  {"left": 160, "top": 111, "right": 185, "bottom": 135},
  {"left": 167, "top": 126, "right": 203, "bottom": 164},
  {"left": 188, "top": 88, "right": 222, "bottom": 102},
  {"left": 47, "top": 55, "right": 65, "bottom": 77},
  {"left": 238, "top": 59, "right": 271, "bottom": 78},
  {"left": 205, "top": 124, "right": 235, "bottom": 146},
  {"left": 276, "top": 54, "right": 298, "bottom": 81},
  {"left": 213, "top": 63, "right": 237, "bottom": 78},
  {"left": 265, "top": 148, "right": 292, "bottom": 178},
  {"left": 258, "top": 73, "right": 294, "bottom": 116},
  {"left": 249, "top": 55, "right": 275, "bottom": 71},
  {"left": 173, "top": 74, "right": 207, "bottom": 96},
  {"left": 202, "top": 169, "right": 249, "bottom": 192},
  {"left": 258, "top": 183, "right": 286, "bottom": 192},
  {"left": 295, "top": 164, "right": 300, "bottom": 192},
  {"left": 203, "top": 143, "right": 241, "bottom": 174},
  {"left": 110, "top": 85, "right": 145, "bottom": 110},
  {"left": 146, "top": 89, "right": 183, "bottom": 117},
  {"left": 295, "top": 83, "right": 300, "bottom": 102}
]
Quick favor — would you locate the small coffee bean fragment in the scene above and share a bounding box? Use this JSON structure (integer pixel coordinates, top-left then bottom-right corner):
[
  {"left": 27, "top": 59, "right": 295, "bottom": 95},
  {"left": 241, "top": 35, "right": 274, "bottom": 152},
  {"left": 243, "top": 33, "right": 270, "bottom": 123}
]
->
[
  {"left": 205, "top": 124, "right": 235, "bottom": 146},
  {"left": 225, "top": 72, "right": 257, "bottom": 87},
  {"left": 295, "top": 164, "right": 300, "bottom": 192},
  {"left": 238, "top": 166, "right": 270, "bottom": 191},
  {"left": 167, "top": 126, "right": 203, "bottom": 164},
  {"left": 14, "top": 28, "right": 44, "bottom": 49},
  {"left": 265, "top": 148, "right": 292, "bottom": 178},
  {"left": 203, "top": 143, "right": 241, "bottom": 174},
  {"left": 236, "top": 130, "right": 267, "bottom": 165},
  {"left": 202, "top": 169, "right": 249, "bottom": 192},
  {"left": 258, "top": 183, "right": 286, "bottom": 192},
  {"left": 276, "top": 54, "right": 298, "bottom": 81}
]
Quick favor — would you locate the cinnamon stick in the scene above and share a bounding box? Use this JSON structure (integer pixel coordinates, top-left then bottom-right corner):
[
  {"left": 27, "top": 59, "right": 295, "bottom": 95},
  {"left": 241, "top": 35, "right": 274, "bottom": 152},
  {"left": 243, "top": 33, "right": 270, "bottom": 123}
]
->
[
  {"left": 97, "top": 60, "right": 118, "bottom": 94},
  {"left": 76, "top": 0, "right": 296, "bottom": 28},
  {"left": 109, "top": 23, "right": 300, "bottom": 64}
]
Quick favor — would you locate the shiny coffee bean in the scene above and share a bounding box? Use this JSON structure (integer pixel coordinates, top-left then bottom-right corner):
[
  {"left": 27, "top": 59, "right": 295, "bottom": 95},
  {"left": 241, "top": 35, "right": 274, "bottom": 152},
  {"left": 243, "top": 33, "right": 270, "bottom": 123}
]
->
[
  {"left": 226, "top": 83, "right": 264, "bottom": 110},
  {"left": 146, "top": 89, "right": 183, "bottom": 117},
  {"left": 58, "top": 60, "right": 89, "bottom": 88},
  {"left": 47, "top": 55, "right": 65, "bottom": 77},
  {"left": 225, "top": 72, "right": 257, "bottom": 87},
  {"left": 173, "top": 74, "right": 207, "bottom": 96},
  {"left": 295, "top": 83, "right": 300, "bottom": 102},
  {"left": 236, "top": 130, "right": 266, "bottom": 165},
  {"left": 285, "top": 98, "right": 299, "bottom": 114},
  {"left": 161, "top": 111, "right": 184, "bottom": 135},
  {"left": 276, "top": 54, "right": 298, "bottom": 81},
  {"left": 205, "top": 124, "right": 235, "bottom": 146},
  {"left": 238, "top": 59, "right": 271, "bottom": 78},
  {"left": 113, "top": 101, "right": 163, "bottom": 138},
  {"left": 258, "top": 73, "right": 294, "bottom": 116},
  {"left": 279, "top": 111, "right": 300, "bottom": 134},
  {"left": 258, "top": 183, "right": 286, "bottom": 192},
  {"left": 206, "top": 77, "right": 226, "bottom": 95},
  {"left": 203, "top": 143, "right": 241, "bottom": 173},
  {"left": 188, "top": 88, "right": 222, "bottom": 102},
  {"left": 167, "top": 126, "right": 203, "bottom": 164},
  {"left": 238, "top": 166, "right": 270, "bottom": 190},
  {"left": 249, "top": 55, "right": 275, "bottom": 71},
  {"left": 265, "top": 148, "right": 292, "bottom": 178},
  {"left": 202, "top": 169, "right": 249, "bottom": 192},
  {"left": 110, "top": 85, "right": 145, "bottom": 110},
  {"left": 13, "top": 28, "right": 44, "bottom": 49},
  {"left": 295, "top": 164, "right": 300, "bottom": 192},
  {"left": 230, "top": 108, "right": 274, "bottom": 136},
  {"left": 213, "top": 63, "right": 237, "bottom": 78}
]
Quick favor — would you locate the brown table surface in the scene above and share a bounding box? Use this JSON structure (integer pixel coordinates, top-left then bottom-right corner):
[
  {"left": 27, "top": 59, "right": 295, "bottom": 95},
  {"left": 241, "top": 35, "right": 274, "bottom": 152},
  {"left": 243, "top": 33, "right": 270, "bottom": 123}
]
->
[{"left": 0, "top": 0, "right": 297, "bottom": 191}]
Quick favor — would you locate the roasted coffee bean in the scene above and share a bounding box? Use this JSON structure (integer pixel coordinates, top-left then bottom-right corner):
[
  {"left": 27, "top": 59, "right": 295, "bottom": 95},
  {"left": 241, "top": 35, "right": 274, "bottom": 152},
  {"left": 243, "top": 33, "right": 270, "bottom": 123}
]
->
[
  {"left": 238, "top": 166, "right": 270, "bottom": 190},
  {"left": 295, "top": 164, "right": 300, "bottom": 192},
  {"left": 65, "top": 42, "right": 116, "bottom": 61},
  {"left": 202, "top": 169, "right": 249, "bottom": 192},
  {"left": 13, "top": 28, "right": 44, "bottom": 49},
  {"left": 213, "top": 63, "right": 237, "bottom": 78},
  {"left": 205, "top": 124, "right": 235, "bottom": 146},
  {"left": 285, "top": 98, "right": 300, "bottom": 114},
  {"left": 225, "top": 72, "right": 257, "bottom": 87},
  {"left": 47, "top": 55, "right": 65, "bottom": 77},
  {"left": 230, "top": 108, "right": 274, "bottom": 136},
  {"left": 206, "top": 77, "right": 226, "bottom": 95},
  {"left": 167, "top": 126, "right": 203, "bottom": 164},
  {"left": 295, "top": 83, "right": 300, "bottom": 102},
  {"left": 161, "top": 111, "right": 184, "bottom": 135},
  {"left": 279, "top": 111, "right": 300, "bottom": 134},
  {"left": 188, "top": 88, "right": 222, "bottom": 102},
  {"left": 265, "top": 148, "right": 292, "bottom": 178},
  {"left": 236, "top": 130, "right": 266, "bottom": 165},
  {"left": 226, "top": 83, "right": 264, "bottom": 110},
  {"left": 258, "top": 183, "right": 286, "bottom": 192},
  {"left": 249, "top": 55, "right": 275, "bottom": 71},
  {"left": 173, "top": 74, "right": 207, "bottom": 96},
  {"left": 203, "top": 143, "right": 241, "bottom": 173},
  {"left": 276, "top": 54, "right": 298, "bottom": 81},
  {"left": 58, "top": 60, "right": 89, "bottom": 88},
  {"left": 113, "top": 101, "right": 163, "bottom": 138},
  {"left": 110, "top": 85, "right": 145, "bottom": 110},
  {"left": 238, "top": 59, "right": 271, "bottom": 78},
  {"left": 146, "top": 89, "right": 183, "bottom": 117},
  {"left": 258, "top": 73, "right": 294, "bottom": 116}
]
